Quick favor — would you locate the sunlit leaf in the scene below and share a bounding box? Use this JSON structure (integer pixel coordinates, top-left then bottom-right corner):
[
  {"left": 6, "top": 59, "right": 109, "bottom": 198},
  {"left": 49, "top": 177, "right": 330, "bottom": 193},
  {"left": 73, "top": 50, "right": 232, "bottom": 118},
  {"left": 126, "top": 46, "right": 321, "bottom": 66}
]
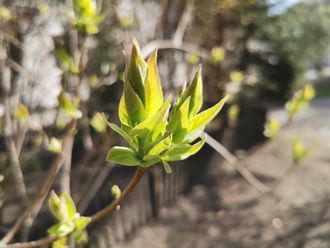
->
[
  {"left": 148, "top": 133, "right": 172, "bottom": 156},
  {"left": 162, "top": 161, "right": 172, "bottom": 174},
  {"left": 73, "top": 216, "right": 91, "bottom": 230},
  {"left": 188, "top": 96, "right": 228, "bottom": 134},
  {"left": 163, "top": 136, "right": 206, "bottom": 162},
  {"left": 123, "top": 76, "right": 146, "bottom": 126},
  {"left": 145, "top": 49, "right": 163, "bottom": 117},
  {"left": 167, "top": 97, "right": 190, "bottom": 144},
  {"left": 60, "top": 193, "right": 77, "bottom": 220},
  {"left": 105, "top": 121, "right": 138, "bottom": 151},
  {"left": 118, "top": 95, "right": 130, "bottom": 126},
  {"left": 106, "top": 146, "right": 141, "bottom": 166},
  {"left": 130, "top": 102, "right": 169, "bottom": 139},
  {"left": 173, "top": 66, "right": 203, "bottom": 119},
  {"left": 127, "top": 38, "right": 147, "bottom": 104},
  {"left": 47, "top": 222, "right": 75, "bottom": 237},
  {"left": 48, "top": 191, "right": 62, "bottom": 221},
  {"left": 52, "top": 237, "right": 68, "bottom": 248}
]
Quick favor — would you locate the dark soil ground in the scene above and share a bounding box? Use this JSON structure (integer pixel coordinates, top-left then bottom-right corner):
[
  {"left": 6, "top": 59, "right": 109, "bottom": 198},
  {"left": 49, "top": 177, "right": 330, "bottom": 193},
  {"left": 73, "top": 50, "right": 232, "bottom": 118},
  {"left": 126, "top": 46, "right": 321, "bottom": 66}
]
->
[{"left": 114, "top": 97, "right": 330, "bottom": 248}]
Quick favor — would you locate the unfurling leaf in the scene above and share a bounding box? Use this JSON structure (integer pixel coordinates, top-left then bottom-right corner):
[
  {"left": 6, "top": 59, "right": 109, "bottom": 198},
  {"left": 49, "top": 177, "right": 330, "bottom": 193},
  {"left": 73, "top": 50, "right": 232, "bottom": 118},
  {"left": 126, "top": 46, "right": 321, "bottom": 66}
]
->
[
  {"left": 167, "top": 97, "right": 190, "bottom": 144},
  {"left": 48, "top": 191, "right": 91, "bottom": 243},
  {"left": 145, "top": 49, "right": 163, "bottom": 117},
  {"left": 188, "top": 96, "right": 228, "bottom": 134}
]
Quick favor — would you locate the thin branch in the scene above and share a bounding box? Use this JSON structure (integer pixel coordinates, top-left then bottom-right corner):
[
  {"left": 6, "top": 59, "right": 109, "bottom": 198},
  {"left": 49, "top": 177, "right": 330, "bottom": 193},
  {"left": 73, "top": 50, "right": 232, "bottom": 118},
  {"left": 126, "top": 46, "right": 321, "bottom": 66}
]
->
[
  {"left": 3, "top": 166, "right": 147, "bottom": 248},
  {"left": 0, "top": 119, "right": 77, "bottom": 245},
  {"left": 271, "top": 161, "right": 297, "bottom": 191},
  {"left": 0, "top": 39, "right": 27, "bottom": 199},
  {"left": 2, "top": 236, "right": 57, "bottom": 248},
  {"left": 204, "top": 133, "right": 281, "bottom": 200},
  {"left": 77, "top": 163, "right": 115, "bottom": 215},
  {"left": 90, "top": 166, "right": 147, "bottom": 223}
]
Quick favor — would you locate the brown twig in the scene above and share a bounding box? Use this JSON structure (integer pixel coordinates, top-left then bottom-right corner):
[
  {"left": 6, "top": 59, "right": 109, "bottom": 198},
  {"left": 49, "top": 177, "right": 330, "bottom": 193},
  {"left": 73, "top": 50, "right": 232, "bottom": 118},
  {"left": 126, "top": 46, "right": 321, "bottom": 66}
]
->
[
  {"left": 0, "top": 119, "right": 77, "bottom": 245},
  {"left": 203, "top": 133, "right": 281, "bottom": 200},
  {"left": 0, "top": 37, "right": 27, "bottom": 199},
  {"left": 2, "top": 166, "right": 147, "bottom": 248},
  {"left": 90, "top": 166, "right": 147, "bottom": 223}
]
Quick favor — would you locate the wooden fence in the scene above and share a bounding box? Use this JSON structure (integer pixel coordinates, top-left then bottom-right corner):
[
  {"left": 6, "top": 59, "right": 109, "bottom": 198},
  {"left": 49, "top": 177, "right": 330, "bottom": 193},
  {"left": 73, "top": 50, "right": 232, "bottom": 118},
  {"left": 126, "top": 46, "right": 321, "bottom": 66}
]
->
[{"left": 86, "top": 144, "right": 218, "bottom": 247}]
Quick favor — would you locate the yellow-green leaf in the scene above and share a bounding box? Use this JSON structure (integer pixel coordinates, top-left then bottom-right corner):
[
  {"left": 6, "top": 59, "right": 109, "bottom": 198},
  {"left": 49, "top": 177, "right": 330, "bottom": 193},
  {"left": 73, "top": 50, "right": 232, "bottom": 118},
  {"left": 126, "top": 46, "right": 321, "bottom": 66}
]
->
[
  {"left": 106, "top": 121, "right": 138, "bottom": 151},
  {"left": 127, "top": 38, "right": 147, "bottom": 104},
  {"left": 173, "top": 66, "right": 203, "bottom": 119},
  {"left": 123, "top": 76, "right": 146, "bottom": 126},
  {"left": 130, "top": 101, "right": 169, "bottom": 139},
  {"left": 148, "top": 133, "right": 172, "bottom": 156},
  {"left": 162, "top": 161, "right": 172, "bottom": 173},
  {"left": 118, "top": 95, "right": 130, "bottom": 126},
  {"left": 167, "top": 97, "right": 190, "bottom": 144},
  {"left": 145, "top": 49, "right": 163, "bottom": 117},
  {"left": 106, "top": 146, "right": 141, "bottom": 166},
  {"left": 163, "top": 135, "right": 206, "bottom": 162},
  {"left": 188, "top": 96, "right": 228, "bottom": 134}
]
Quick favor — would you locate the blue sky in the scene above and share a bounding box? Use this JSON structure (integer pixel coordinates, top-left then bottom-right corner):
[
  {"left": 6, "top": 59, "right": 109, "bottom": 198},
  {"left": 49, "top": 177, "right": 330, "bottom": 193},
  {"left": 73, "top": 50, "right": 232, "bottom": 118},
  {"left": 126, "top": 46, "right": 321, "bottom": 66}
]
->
[{"left": 267, "top": 0, "right": 301, "bottom": 15}]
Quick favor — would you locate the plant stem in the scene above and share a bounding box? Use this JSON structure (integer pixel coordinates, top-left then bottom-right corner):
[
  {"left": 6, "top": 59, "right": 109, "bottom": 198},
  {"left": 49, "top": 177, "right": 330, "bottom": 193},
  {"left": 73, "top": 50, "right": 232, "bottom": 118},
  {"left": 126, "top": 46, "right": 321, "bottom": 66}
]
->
[
  {"left": 204, "top": 133, "right": 281, "bottom": 200},
  {"left": 3, "top": 166, "right": 147, "bottom": 248},
  {"left": 90, "top": 166, "right": 147, "bottom": 223},
  {"left": 0, "top": 119, "right": 77, "bottom": 245},
  {"left": 271, "top": 161, "right": 297, "bottom": 191}
]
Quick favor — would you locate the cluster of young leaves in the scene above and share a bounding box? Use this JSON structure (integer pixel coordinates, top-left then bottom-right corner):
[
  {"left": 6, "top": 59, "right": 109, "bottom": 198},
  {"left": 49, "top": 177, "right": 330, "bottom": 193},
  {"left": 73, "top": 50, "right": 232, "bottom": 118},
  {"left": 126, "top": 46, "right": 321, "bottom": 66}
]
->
[
  {"left": 58, "top": 91, "right": 83, "bottom": 119},
  {"left": 286, "top": 84, "right": 315, "bottom": 119},
  {"left": 105, "top": 39, "right": 228, "bottom": 173},
  {"left": 48, "top": 191, "right": 91, "bottom": 247},
  {"left": 68, "top": 0, "right": 104, "bottom": 35}
]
